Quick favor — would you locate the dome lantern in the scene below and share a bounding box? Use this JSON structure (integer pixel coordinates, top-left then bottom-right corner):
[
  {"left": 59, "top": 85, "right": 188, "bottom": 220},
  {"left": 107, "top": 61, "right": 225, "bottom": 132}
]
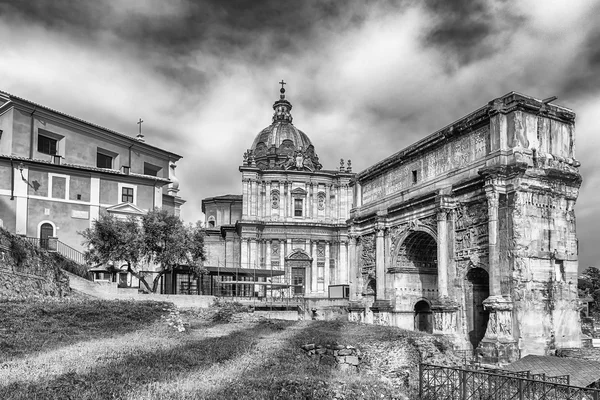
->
[{"left": 245, "top": 82, "right": 322, "bottom": 171}]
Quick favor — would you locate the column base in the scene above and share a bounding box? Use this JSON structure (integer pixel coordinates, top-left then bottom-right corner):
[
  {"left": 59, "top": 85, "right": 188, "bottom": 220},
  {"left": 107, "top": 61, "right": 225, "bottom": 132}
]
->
[
  {"left": 431, "top": 298, "right": 460, "bottom": 335},
  {"left": 478, "top": 338, "right": 519, "bottom": 365}
]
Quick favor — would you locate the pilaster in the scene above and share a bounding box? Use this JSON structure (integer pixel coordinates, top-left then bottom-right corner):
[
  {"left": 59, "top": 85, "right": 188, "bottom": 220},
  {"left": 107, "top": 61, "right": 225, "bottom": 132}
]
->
[
  {"left": 348, "top": 232, "right": 359, "bottom": 301},
  {"left": 324, "top": 241, "right": 330, "bottom": 293},
  {"left": 266, "top": 240, "right": 271, "bottom": 269},
  {"left": 311, "top": 241, "right": 318, "bottom": 293},
  {"left": 241, "top": 238, "right": 249, "bottom": 269}
]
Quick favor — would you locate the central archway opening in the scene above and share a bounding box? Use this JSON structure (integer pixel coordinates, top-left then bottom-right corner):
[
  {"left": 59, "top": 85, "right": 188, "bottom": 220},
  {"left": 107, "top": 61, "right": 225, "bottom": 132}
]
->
[
  {"left": 397, "top": 231, "right": 437, "bottom": 270},
  {"left": 414, "top": 300, "right": 433, "bottom": 333}
]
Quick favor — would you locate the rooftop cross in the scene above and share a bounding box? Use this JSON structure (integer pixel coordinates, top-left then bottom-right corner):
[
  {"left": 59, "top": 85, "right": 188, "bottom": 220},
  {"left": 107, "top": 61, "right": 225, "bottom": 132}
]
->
[
  {"left": 137, "top": 118, "right": 144, "bottom": 135},
  {"left": 279, "top": 80, "right": 286, "bottom": 90}
]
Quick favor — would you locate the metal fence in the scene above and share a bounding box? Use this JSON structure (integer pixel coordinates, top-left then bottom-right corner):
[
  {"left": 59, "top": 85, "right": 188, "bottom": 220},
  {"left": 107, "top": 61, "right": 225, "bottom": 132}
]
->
[{"left": 420, "top": 363, "right": 600, "bottom": 400}]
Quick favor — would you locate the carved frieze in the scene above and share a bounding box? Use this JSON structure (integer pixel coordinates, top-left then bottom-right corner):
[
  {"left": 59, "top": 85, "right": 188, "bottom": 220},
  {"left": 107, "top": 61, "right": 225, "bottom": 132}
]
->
[{"left": 361, "top": 126, "right": 489, "bottom": 205}]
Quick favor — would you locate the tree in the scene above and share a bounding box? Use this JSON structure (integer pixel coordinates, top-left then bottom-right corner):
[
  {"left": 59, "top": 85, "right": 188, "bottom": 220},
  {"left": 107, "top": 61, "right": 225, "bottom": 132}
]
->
[
  {"left": 81, "top": 209, "right": 206, "bottom": 293},
  {"left": 579, "top": 266, "right": 600, "bottom": 317}
]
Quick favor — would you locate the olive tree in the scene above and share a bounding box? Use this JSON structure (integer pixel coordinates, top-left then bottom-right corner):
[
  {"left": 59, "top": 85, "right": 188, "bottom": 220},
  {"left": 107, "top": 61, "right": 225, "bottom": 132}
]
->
[{"left": 81, "top": 208, "right": 206, "bottom": 293}]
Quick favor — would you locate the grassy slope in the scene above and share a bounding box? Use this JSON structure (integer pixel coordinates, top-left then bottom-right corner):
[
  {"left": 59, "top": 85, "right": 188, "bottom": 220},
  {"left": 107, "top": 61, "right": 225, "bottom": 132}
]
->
[{"left": 0, "top": 300, "right": 455, "bottom": 400}]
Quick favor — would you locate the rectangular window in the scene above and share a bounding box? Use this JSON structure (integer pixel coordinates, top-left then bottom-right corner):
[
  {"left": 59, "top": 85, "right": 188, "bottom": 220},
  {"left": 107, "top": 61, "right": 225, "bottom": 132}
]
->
[
  {"left": 292, "top": 267, "right": 304, "bottom": 295},
  {"left": 97, "top": 152, "right": 113, "bottom": 168},
  {"left": 294, "top": 198, "right": 303, "bottom": 217},
  {"left": 143, "top": 162, "right": 162, "bottom": 177},
  {"left": 412, "top": 170, "right": 418, "bottom": 184},
  {"left": 38, "top": 135, "right": 58, "bottom": 155},
  {"left": 122, "top": 187, "right": 134, "bottom": 203}
]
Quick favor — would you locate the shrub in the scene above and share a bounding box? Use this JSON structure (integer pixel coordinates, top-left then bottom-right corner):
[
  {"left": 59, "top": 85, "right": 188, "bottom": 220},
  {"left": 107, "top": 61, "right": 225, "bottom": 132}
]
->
[{"left": 211, "top": 298, "right": 251, "bottom": 323}]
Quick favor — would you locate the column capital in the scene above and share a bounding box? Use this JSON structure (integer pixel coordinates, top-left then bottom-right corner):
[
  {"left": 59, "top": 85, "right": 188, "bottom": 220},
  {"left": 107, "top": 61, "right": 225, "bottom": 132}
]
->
[
  {"left": 437, "top": 209, "right": 449, "bottom": 222},
  {"left": 485, "top": 187, "right": 500, "bottom": 208}
]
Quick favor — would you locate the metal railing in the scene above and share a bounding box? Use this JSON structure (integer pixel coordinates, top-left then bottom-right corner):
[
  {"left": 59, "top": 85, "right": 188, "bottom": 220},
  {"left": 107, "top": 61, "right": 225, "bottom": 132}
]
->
[
  {"left": 419, "top": 363, "right": 599, "bottom": 400},
  {"left": 25, "top": 237, "right": 86, "bottom": 265}
]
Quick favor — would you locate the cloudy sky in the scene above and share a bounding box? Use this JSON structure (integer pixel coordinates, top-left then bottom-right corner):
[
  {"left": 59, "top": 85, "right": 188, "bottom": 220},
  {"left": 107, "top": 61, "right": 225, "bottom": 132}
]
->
[{"left": 1, "top": 0, "right": 600, "bottom": 268}]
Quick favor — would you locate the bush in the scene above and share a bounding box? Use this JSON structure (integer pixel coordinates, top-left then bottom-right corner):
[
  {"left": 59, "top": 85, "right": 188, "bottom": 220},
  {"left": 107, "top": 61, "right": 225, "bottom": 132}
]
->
[{"left": 211, "top": 298, "right": 251, "bottom": 323}]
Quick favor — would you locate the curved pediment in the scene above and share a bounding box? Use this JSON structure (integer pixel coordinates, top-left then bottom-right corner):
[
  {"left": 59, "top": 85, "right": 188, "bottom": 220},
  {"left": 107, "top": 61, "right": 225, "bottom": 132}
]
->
[{"left": 286, "top": 249, "right": 311, "bottom": 261}]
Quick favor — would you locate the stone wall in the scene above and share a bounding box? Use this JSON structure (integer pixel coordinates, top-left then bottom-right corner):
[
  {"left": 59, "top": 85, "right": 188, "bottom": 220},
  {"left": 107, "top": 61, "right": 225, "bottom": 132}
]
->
[{"left": 0, "top": 229, "right": 70, "bottom": 300}]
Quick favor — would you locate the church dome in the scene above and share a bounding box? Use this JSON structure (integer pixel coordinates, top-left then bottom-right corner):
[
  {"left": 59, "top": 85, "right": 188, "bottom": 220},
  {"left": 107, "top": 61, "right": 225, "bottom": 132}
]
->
[{"left": 246, "top": 83, "right": 322, "bottom": 171}]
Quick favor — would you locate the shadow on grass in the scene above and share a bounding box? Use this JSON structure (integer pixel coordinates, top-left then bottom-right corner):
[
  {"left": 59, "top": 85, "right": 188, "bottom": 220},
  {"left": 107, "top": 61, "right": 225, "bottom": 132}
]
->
[
  {"left": 202, "top": 320, "right": 355, "bottom": 400},
  {"left": 0, "top": 299, "right": 170, "bottom": 362},
  {"left": 0, "top": 321, "right": 274, "bottom": 400},
  {"left": 201, "top": 320, "right": 414, "bottom": 400}
]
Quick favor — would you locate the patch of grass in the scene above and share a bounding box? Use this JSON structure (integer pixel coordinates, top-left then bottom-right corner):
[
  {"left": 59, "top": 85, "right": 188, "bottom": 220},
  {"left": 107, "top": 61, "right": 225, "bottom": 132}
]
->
[
  {"left": 0, "top": 298, "right": 170, "bottom": 361},
  {"left": 0, "top": 302, "right": 454, "bottom": 399}
]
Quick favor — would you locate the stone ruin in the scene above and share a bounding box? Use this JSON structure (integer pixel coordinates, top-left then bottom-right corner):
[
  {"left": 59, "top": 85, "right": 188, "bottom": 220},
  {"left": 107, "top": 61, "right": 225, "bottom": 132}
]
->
[{"left": 301, "top": 343, "right": 362, "bottom": 371}]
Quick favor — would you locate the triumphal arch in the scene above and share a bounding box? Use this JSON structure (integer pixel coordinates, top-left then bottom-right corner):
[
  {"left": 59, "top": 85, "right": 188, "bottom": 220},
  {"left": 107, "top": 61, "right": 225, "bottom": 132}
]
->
[{"left": 347, "top": 92, "right": 582, "bottom": 363}]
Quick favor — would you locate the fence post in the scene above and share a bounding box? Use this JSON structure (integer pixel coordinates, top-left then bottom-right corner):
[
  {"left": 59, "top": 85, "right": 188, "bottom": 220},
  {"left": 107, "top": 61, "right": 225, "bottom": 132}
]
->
[
  {"left": 518, "top": 378, "right": 524, "bottom": 400},
  {"left": 419, "top": 363, "right": 423, "bottom": 399},
  {"left": 461, "top": 368, "right": 467, "bottom": 400}
]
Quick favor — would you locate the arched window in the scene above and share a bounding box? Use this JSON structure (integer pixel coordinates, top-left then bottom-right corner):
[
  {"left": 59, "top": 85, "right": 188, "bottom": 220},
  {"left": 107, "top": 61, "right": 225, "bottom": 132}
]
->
[{"left": 207, "top": 216, "right": 216, "bottom": 228}]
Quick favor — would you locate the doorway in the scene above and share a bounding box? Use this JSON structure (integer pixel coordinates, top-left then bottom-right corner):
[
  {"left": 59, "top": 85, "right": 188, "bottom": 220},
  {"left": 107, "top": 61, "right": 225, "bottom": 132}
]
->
[
  {"left": 465, "top": 268, "right": 490, "bottom": 349},
  {"left": 40, "top": 223, "right": 54, "bottom": 249},
  {"left": 414, "top": 300, "right": 433, "bottom": 333}
]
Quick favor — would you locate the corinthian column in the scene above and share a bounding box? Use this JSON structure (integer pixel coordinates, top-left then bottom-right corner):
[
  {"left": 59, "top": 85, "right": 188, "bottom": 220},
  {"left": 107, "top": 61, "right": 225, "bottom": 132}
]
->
[
  {"left": 348, "top": 233, "right": 358, "bottom": 300},
  {"left": 375, "top": 223, "right": 386, "bottom": 300},
  {"left": 437, "top": 210, "right": 449, "bottom": 298},
  {"left": 485, "top": 187, "right": 501, "bottom": 297}
]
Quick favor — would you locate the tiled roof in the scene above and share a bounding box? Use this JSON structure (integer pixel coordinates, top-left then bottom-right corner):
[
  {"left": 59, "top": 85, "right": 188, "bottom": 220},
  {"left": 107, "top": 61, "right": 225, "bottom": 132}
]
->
[
  {"left": 0, "top": 90, "right": 182, "bottom": 159},
  {"left": 505, "top": 355, "right": 600, "bottom": 388},
  {"left": 0, "top": 154, "right": 171, "bottom": 184}
]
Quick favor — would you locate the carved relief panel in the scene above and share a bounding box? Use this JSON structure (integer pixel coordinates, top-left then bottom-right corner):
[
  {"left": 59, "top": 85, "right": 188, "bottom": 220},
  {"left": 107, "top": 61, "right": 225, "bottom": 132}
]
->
[
  {"left": 271, "top": 190, "right": 280, "bottom": 209},
  {"left": 360, "top": 234, "right": 375, "bottom": 275},
  {"left": 454, "top": 202, "right": 489, "bottom": 274}
]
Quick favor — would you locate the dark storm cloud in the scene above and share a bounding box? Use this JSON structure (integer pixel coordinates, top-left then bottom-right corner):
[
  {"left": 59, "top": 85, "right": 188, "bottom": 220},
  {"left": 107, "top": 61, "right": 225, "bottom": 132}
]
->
[
  {"left": 558, "top": 25, "right": 600, "bottom": 100},
  {"left": 422, "top": 0, "right": 526, "bottom": 67},
  {"left": 0, "top": 0, "right": 382, "bottom": 58}
]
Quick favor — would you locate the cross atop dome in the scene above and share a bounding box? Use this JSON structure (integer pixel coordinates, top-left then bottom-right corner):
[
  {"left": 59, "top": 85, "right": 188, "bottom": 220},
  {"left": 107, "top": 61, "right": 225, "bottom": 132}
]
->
[
  {"left": 279, "top": 80, "right": 286, "bottom": 99},
  {"left": 272, "top": 80, "right": 293, "bottom": 123}
]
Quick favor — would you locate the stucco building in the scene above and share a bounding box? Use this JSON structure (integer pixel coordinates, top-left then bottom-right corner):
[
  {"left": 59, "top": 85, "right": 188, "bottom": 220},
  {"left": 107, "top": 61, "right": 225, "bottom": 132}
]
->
[{"left": 0, "top": 90, "right": 184, "bottom": 274}]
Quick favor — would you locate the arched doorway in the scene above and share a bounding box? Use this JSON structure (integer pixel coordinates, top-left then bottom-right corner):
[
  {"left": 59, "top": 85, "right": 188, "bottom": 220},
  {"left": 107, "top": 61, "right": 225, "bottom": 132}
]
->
[
  {"left": 465, "top": 267, "right": 490, "bottom": 349},
  {"left": 40, "top": 223, "right": 54, "bottom": 249},
  {"left": 414, "top": 300, "right": 433, "bottom": 333}
]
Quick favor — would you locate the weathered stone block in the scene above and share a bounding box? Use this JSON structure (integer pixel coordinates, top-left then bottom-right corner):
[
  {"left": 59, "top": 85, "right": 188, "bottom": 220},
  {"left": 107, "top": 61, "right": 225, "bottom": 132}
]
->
[{"left": 346, "top": 355, "right": 359, "bottom": 365}]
